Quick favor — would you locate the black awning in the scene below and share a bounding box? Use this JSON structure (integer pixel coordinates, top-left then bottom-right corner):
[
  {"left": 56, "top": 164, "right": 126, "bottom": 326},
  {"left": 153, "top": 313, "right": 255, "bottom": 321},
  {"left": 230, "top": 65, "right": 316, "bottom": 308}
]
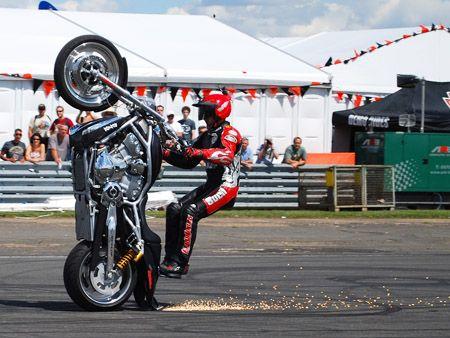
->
[{"left": 333, "top": 81, "right": 450, "bottom": 132}]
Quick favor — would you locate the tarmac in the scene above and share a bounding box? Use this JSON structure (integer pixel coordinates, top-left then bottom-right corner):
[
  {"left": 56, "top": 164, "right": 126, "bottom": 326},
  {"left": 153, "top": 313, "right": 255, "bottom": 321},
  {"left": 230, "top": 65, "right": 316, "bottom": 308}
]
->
[{"left": 0, "top": 216, "right": 449, "bottom": 337}]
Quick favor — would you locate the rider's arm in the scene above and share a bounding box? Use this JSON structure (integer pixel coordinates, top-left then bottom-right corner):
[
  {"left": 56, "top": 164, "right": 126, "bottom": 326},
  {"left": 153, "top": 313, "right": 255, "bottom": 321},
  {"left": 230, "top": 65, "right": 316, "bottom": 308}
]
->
[
  {"left": 163, "top": 149, "right": 201, "bottom": 169},
  {"left": 194, "top": 126, "right": 242, "bottom": 166}
]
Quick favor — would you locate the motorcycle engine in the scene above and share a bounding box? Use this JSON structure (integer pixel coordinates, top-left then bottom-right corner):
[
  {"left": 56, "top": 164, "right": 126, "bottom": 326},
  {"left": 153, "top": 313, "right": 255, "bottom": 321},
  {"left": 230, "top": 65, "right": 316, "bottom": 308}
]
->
[{"left": 94, "top": 133, "right": 147, "bottom": 201}]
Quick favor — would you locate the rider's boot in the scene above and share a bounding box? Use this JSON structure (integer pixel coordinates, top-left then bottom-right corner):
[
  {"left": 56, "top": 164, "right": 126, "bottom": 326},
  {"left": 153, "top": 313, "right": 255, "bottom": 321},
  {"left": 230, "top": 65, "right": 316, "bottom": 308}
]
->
[{"left": 159, "top": 257, "right": 189, "bottom": 279}]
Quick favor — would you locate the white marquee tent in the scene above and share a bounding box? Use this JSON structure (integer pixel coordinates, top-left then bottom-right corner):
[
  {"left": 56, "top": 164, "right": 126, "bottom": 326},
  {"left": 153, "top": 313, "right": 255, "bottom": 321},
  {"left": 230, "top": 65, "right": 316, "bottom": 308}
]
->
[{"left": 0, "top": 8, "right": 332, "bottom": 154}]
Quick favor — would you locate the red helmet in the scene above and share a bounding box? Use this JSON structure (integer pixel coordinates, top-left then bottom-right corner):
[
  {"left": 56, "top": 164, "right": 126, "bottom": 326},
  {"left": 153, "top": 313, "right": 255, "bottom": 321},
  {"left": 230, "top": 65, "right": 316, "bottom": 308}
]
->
[{"left": 194, "top": 94, "right": 232, "bottom": 120}]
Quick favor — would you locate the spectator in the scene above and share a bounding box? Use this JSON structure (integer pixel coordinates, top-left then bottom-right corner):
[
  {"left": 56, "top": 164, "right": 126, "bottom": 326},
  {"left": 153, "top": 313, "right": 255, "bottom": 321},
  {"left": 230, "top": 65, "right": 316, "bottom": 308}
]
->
[
  {"left": 156, "top": 105, "right": 164, "bottom": 117},
  {"left": 25, "top": 133, "right": 46, "bottom": 164},
  {"left": 166, "top": 111, "right": 183, "bottom": 137},
  {"left": 102, "top": 110, "right": 117, "bottom": 118},
  {"left": 76, "top": 110, "right": 97, "bottom": 124},
  {"left": 50, "top": 106, "right": 74, "bottom": 134},
  {"left": 240, "top": 137, "right": 253, "bottom": 170},
  {"left": 198, "top": 120, "right": 207, "bottom": 136},
  {"left": 178, "top": 106, "right": 196, "bottom": 145},
  {"left": 48, "top": 125, "right": 71, "bottom": 165},
  {"left": 1, "top": 129, "right": 26, "bottom": 163},
  {"left": 256, "top": 137, "right": 279, "bottom": 165},
  {"left": 283, "top": 137, "right": 307, "bottom": 169},
  {"left": 28, "top": 103, "right": 51, "bottom": 149}
]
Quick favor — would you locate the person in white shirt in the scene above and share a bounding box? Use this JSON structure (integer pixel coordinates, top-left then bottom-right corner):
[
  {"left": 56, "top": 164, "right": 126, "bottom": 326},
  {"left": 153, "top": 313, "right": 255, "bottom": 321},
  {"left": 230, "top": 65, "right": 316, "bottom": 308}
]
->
[{"left": 166, "top": 111, "right": 183, "bottom": 138}]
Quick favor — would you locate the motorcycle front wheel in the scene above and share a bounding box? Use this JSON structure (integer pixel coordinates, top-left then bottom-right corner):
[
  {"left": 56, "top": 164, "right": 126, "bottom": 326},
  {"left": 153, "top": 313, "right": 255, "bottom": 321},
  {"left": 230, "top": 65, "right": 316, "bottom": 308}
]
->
[
  {"left": 54, "top": 35, "right": 127, "bottom": 112},
  {"left": 63, "top": 240, "right": 136, "bottom": 311}
]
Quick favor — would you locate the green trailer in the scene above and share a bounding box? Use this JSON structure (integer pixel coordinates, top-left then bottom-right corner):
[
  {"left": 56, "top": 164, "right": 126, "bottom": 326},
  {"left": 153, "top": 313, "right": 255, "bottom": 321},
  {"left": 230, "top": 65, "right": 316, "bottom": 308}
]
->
[{"left": 355, "top": 132, "right": 450, "bottom": 206}]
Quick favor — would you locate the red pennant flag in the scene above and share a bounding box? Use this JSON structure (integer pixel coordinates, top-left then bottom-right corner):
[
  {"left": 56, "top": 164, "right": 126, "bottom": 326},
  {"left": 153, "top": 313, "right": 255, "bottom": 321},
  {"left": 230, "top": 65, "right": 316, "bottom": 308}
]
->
[
  {"left": 247, "top": 89, "right": 257, "bottom": 98},
  {"left": 157, "top": 86, "right": 166, "bottom": 93},
  {"left": 438, "top": 24, "right": 445, "bottom": 30},
  {"left": 368, "top": 45, "right": 377, "bottom": 52},
  {"left": 42, "top": 80, "right": 55, "bottom": 97},
  {"left": 288, "top": 86, "right": 301, "bottom": 96},
  {"left": 403, "top": 34, "right": 411, "bottom": 39},
  {"left": 337, "top": 92, "right": 344, "bottom": 102},
  {"left": 354, "top": 95, "right": 362, "bottom": 107},
  {"left": 22, "top": 73, "right": 32, "bottom": 79},
  {"left": 334, "top": 59, "right": 342, "bottom": 65},
  {"left": 420, "top": 25, "right": 430, "bottom": 33},
  {"left": 137, "top": 86, "right": 146, "bottom": 96},
  {"left": 311, "top": 82, "right": 321, "bottom": 86},
  {"left": 269, "top": 87, "right": 278, "bottom": 95},
  {"left": 226, "top": 87, "right": 237, "bottom": 95},
  {"left": 181, "top": 88, "right": 190, "bottom": 102},
  {"left": 385, "top": 40, "right": 393, "bottom": 45},
  {"left": 202, "top": 89, "right": 212, "bottom": 97},
  {"left": 374, "top": 97, "right": 382, "bottom": 102}
]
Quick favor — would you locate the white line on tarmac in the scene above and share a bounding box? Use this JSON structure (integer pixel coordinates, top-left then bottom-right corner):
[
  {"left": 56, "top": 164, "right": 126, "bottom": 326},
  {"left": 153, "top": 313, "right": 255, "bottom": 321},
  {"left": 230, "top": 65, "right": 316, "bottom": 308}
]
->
[{"left": 0, "top": 254, "right": 291, "bottom": 260}]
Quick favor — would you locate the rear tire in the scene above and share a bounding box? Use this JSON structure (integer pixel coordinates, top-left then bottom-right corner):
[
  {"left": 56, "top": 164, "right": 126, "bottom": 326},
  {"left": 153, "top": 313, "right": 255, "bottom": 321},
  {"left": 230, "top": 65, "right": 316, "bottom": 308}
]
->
[
  {"left": 54, "top": 35, "right": 127, "bottom": 112},
  {"left": 63, "top": 240, "right": 136, "bottom": 311}
]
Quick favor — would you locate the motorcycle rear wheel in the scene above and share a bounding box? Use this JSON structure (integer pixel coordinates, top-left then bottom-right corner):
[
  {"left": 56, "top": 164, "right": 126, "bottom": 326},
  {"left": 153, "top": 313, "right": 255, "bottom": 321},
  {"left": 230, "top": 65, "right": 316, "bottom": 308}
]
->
[
  {"left": 54, "top": 35, "right": 127, "bottom": 112},
  {"left": 63, "top": 240, "right": 136, "bottom": 311}
]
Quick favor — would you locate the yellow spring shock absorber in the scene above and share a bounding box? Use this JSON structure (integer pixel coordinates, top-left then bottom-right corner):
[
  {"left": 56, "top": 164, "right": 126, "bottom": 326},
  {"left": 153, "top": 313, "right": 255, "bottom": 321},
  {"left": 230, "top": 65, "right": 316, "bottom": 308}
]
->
[{"left": 116, "top": 248, "right": 145, "bottom": 271}]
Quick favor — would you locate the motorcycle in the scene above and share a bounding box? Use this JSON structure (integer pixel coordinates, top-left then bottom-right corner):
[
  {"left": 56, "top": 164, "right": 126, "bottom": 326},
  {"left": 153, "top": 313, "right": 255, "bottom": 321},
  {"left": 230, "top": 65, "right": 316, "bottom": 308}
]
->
[{"left": 54, "top": 35, "right": 186, "bottom": 310}]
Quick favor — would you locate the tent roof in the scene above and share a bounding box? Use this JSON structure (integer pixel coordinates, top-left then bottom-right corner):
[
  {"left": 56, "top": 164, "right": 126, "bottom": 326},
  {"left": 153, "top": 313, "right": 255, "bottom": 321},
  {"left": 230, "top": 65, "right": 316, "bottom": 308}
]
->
[
  {"left": 265, "top": 27, "right": 450, "bottom": 94},
  {"left": 0, "top": 8, "right": 330, "bottom": 86},
  {"left": 333, "top": 81, "right": 450, "bottom": 132}
]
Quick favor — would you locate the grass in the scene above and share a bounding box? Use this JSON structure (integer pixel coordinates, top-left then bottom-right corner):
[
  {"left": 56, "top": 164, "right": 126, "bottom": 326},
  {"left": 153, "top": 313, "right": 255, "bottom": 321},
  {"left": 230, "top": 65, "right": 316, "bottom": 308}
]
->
[{"left": 0, "top": 209, "right": 449, "bottom": 219}]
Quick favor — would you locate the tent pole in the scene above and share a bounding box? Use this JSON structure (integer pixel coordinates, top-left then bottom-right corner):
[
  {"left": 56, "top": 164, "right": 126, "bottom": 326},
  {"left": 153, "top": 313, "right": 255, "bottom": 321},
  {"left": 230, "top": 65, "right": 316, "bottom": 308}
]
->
[{"left": 420, "top": 78, "right": 425, "bottom": 133}]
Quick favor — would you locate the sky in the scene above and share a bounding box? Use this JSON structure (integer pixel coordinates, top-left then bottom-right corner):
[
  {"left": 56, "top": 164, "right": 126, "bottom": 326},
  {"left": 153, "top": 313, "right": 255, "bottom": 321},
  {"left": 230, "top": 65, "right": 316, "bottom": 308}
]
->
[{"left": 0, "top": 0, "right": 449, "bottom": 37}]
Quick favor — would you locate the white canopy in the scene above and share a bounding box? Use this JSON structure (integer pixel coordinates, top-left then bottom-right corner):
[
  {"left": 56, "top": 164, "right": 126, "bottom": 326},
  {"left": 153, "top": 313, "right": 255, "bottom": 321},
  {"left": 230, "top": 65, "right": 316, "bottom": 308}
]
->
[
  {"left": 0, "top": 8, "right": 330, "bottom": 86},
  {"left": 265, "top": 27, "right": 450, "bottom": 94}
]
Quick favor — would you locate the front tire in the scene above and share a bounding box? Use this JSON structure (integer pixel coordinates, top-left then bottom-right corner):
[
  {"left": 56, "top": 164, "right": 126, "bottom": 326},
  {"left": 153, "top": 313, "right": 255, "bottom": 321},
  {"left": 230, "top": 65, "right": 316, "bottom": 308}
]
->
[
  {"left": 54, "top": 35, "right": 127, "bottom": 112},
  {"left": 63, "top": 240, "right": 136, "bottom": 311}
]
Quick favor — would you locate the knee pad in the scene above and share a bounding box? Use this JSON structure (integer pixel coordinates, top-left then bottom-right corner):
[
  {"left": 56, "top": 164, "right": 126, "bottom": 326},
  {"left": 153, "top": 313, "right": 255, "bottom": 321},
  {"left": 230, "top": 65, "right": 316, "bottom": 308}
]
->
[
  {"left": 167, "top": 202, "right": 182, "bottom": 216},
  {"left": 183, "top": 203, "right": 199, "bottom": 219}
]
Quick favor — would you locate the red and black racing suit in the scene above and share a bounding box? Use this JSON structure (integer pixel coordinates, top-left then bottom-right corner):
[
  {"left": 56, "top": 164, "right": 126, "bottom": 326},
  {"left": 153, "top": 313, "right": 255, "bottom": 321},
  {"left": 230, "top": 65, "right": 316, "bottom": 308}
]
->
[{"left": 163, "top": 121, "right": 242, "bottom": 265}]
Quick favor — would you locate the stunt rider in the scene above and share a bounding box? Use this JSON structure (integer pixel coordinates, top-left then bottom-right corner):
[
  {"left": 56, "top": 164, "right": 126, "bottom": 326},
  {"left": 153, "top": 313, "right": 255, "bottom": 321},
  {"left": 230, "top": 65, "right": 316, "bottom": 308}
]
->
[{"left": 160, "top": 93, "right": 242, "bottom": 278}]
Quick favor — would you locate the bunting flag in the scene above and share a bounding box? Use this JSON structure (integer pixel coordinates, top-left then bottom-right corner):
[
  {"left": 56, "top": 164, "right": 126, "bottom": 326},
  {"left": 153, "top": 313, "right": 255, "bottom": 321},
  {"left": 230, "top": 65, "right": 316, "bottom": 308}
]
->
[
  {"left": 280, "top": 87, "right": 290, "bottom": 95},
  {"left": 336, "top": 91, "right": 344, "bottom": 102},
  {"left": 181, "top": 88, "right": 190, "bottom": 102},
  {"left": 226, "top": 87, "right": 237, "bottom": 95},
  {"left": 311, "top": 82, "right": 321, "bottom": 86},
  {"left": 269, "top": 87, "right": 278, "bottom": 95},
  {"left": 247, "top": 89, "right": 257, "bottom": 98},
  {"left": 288, "top": 86, "right": 301, "bottom": 96},
  {"left": 320, "top": 23, "right": 449, "bottom": 69},
  {"left": 149, "top": 86, "right": 158, "bottom": 99},
  {"left": 0, "top": 72, "right": 33, "bottom": 79},
  {"left": 170, "top": 87, "right": 179, "bottom": 100},
  {"left": 333, "top": 92, "right": 385, "bottom": 105},
  {"left": 192, "top": 88, "right": 201, "bottom": 98},
  {"left": 42, "top": 80, "right": 55, "bottom": 98},
  {"left": 157, "top": 86, "right": 166, "bottom": 93},
  {"left": 136, "top": 86, "right": 146, "bottom": 96},
  {"left": 127, "top": 86, "right": 135, "bottom": 94},
  {"left": 32, "top": 79, "right": 44, "bottom": 93}
]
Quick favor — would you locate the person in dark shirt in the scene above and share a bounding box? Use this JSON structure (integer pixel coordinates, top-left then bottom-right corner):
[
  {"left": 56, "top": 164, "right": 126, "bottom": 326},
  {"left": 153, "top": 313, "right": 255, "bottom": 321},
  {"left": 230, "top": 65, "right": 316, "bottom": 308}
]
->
[
  {"left": 178, "top": 106, "right": 196, "bottom": 145},
  {"left": 1, "top": 129, "right": 26, "bottom": 163},
  {"left": 50, "top": 106, "right": 74, "bottom": 134}
]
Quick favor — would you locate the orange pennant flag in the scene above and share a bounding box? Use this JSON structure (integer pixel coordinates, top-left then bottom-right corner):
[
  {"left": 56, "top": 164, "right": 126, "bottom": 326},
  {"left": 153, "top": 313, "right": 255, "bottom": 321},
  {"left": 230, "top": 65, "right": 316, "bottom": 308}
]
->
[
  {"left": 247, "top": 89, "right": 257, "bottom": 98},
  {"left": 334, "top": 59, "right": 342, "bottom": 64},
  {"left": 354, "top": 95, "right": 362, "bottom": 107},
  {"left": 385, "top": 40, "right": 393, "bottom": 45},
  {"left": 438, "top": 24, "right": 445, "bottom": 30},
  {"left": 137, "top": 86, "right": 146, "bottom": 96},
  {"left": 337, "top": 92, "right": 344, "bottom": 102},
  {"left": 368, "top": 45, "right": 377, "bottom": 52},
  {"left": 311, "top": 82, "right": 321, "bottom": 86},
  {"left": 403, "top": 34, "right": 411, "bottom": 39},
  {"left": 157, "top": 86, "right": 166, "bottom": 93},
  {"left": 269, "top": 87, "right": 278, "bottom": 95},
  {"left": 420, "top": 25, "right": 430, "bottom": 33},
  {"left": 22, "top": 73, "right": 32, "bottom": 79},
  {"left": 288, "top": 86, "right": 301, "bottom": 96},
  {"left": 43, "top": 80, "right": 55, "bottom": 97},
  {"left": 181, "top": 88, "right": 190, "bottom": 102},
  {"left": 226, "top": 87, "right": 237, "bottom": 95}
]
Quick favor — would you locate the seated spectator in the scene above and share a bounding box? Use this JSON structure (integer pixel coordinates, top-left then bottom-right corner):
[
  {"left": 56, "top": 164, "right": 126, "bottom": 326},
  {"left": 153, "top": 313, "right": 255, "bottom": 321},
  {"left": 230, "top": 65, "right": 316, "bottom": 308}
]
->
[
  {"left": 156, "top": 105, "right": 165, "bottom": 117},
  {"left": 256, "top": 137, "right": 279, "bottom": 165},
  {"left": 166, "top": 111, "right": 183, "bottom": 138},
  {"left": 48, "top": 125, "right": 71, "bottom": 165},
  {"left": 25, "top": 133, "right": 46, "bottom": 164},
  {"left": 240, "top": 137, "right": 253, "bottom": 170},
  {"left": 50, "top": 106, "right": 74, "bottom": 134},
  {"left": 178, "top": 106, "right": 196, "bottom": 145},
  {"left": 198, "top": 120, "right": 207, "bottom": 136},
  {"left": 0, "top": 129, "right": 26, "bottom": 163},
  {"left": 76, "top": 110, "right": 97, "bottom": 124},
  {"left": 283, "top": 137, "right": 307, "bottom": 169}
]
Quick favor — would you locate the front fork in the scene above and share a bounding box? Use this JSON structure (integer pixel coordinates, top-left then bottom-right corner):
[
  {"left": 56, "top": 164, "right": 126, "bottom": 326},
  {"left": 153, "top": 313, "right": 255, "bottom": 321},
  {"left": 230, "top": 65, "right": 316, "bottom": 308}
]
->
[{"left": 105, "top": 203, "right": 117, "bottom": 276}]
